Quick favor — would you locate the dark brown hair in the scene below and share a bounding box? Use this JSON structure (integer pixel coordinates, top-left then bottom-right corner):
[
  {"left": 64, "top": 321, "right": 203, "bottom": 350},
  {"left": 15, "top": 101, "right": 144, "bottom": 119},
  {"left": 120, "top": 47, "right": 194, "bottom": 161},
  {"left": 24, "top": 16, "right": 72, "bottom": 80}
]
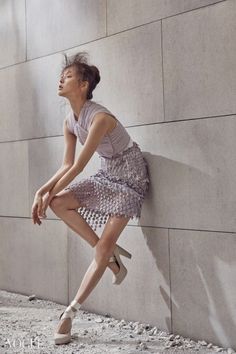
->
[{"left": 61, "top": 51, "right": 100, "bottom": 99}]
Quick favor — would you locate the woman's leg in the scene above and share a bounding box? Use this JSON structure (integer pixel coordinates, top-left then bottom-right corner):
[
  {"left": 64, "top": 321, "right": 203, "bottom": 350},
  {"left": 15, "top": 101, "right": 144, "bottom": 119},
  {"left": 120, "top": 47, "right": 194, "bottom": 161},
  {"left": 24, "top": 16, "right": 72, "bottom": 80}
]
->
[
  {"left": 56, "top": 214, "right": 130, "bottom": 334},
  {"left": 49, "top": 190, "right": 119, "bottom": 275},
  {"left": 73, "top": 214, "right": 130, "bottom": 303},
  {"left": 49, "top": 189, "right": 99, "bottom": 247}
]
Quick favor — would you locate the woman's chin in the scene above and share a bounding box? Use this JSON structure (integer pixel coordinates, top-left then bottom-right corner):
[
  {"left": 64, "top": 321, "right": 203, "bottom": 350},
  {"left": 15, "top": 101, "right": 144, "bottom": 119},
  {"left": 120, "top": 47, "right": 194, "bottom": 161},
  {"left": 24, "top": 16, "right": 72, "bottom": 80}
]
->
[{"left": 57, "top": 90, "right": 69, "bottom": 98}]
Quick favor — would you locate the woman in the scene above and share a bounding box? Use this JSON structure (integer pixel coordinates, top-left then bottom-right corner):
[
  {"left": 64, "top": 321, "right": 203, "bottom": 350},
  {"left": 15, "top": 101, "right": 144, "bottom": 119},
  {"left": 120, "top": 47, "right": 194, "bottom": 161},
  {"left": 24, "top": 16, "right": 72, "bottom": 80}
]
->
[{"left": 31, "top": 52, "right": 150, "bottom": 345}]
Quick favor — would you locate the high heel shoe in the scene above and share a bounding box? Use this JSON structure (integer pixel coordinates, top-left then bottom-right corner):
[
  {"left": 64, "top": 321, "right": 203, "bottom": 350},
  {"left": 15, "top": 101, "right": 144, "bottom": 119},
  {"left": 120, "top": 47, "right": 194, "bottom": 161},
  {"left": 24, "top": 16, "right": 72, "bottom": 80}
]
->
[
  {"left": 54, "top": 299, "right": 81, "bottom": 345},
  {"left": 109, "top": 244, "right": 132, "bottom": 285}
]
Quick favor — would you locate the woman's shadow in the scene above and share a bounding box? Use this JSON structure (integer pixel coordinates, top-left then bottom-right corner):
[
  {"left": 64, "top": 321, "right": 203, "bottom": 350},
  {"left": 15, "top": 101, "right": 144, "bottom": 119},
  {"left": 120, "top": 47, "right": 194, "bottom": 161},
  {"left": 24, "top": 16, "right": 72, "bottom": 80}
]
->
[{"left": 138, "top": 150, "right": 236, "bottom": 349}]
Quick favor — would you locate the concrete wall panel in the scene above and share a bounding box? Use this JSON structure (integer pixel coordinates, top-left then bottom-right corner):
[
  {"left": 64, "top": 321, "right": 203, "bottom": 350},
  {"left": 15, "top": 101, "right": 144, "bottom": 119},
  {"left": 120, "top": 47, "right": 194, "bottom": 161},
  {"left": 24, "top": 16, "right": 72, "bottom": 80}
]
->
[
  {"left": 0, "top": 54, "right": 68, "bottom": 142},
  {"left": 0, "top": 0, "right": 26, "bottom": 68},
  {"left": 127, "top": 115, "right": 236, "bottom": 233},
  {"left": 163, "top": 0, "right": 236, "bottom": 121},
  {"left": 0, "top": 218, "right": 68, "bottom": 304},
  {"left": 107, "top": 0, "right": 225, "bottom": 34},
  {"left": 26, "top": 0, "right": 106, "bottom": 59},
  {"left": 0, "top": 140, "right": 29, "bottom": 216},
  {"left": 170, "top": 228, "right": 236, "bottom": 349}
]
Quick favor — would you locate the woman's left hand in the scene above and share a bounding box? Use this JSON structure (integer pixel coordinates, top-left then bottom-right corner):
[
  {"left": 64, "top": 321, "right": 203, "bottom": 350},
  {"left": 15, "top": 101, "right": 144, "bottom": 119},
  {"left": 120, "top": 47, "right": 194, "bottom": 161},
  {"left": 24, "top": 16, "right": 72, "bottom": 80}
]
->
[{"left": 37, "top": 192, "right": 54, "bottom": 218}]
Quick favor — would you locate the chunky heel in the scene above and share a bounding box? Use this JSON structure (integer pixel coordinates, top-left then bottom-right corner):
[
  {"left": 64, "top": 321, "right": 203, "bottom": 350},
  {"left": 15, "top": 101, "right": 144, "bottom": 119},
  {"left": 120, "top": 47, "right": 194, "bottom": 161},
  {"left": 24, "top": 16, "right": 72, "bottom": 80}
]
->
[
  {"left": 112, "top": 247, "right": 127, "bottom": 285},
  {"left": 116, "top": 244, "right": 132, "bottom": 259},
  {"left": 108, "top": 243, "right": 132, "bottom": 285}
]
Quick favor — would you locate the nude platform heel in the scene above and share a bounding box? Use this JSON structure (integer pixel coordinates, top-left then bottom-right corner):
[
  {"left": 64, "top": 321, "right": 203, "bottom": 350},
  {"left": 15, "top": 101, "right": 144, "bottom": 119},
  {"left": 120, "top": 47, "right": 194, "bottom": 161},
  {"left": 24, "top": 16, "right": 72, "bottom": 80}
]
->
[
  {"left": 109, "top": 244, "right": 132, "bottom": 285},
  {"left": 54, "top": 299, "right": 81, "bottom": 345}
]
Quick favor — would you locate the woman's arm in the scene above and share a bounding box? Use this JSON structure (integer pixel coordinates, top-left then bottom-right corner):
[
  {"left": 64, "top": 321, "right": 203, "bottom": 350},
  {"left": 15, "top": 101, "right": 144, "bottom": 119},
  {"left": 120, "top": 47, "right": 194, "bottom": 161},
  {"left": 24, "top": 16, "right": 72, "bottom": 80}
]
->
[
  {"left": 47, "top": 113, "right": 111, "bottom": 199},
  {"left": 36, "top": 119, "right": 77, "bottom": 196},
  {"left": 36, "top": 165, "right": 72, "bottom": 196}
]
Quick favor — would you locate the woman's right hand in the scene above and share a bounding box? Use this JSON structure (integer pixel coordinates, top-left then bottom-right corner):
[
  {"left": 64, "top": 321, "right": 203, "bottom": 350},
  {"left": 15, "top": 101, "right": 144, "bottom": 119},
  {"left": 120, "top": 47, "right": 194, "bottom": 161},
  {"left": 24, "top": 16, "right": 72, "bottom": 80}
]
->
[{"left": 31, "top": 192, "right": 43, "bottom": 225}]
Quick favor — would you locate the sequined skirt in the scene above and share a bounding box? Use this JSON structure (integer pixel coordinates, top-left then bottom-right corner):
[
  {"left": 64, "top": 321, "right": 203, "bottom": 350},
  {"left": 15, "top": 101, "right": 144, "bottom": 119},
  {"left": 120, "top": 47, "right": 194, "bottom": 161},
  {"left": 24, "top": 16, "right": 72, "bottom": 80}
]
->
[{"left": 64, "top": 141, "right": 150, "bottom": 231}]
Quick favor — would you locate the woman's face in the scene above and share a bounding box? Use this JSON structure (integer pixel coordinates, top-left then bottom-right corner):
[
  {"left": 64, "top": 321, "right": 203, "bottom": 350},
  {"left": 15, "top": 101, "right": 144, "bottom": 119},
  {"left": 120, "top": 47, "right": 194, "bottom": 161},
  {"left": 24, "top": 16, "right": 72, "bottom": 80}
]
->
[{"left": 58, "top": 66, "right": 83, "bottom": 98}]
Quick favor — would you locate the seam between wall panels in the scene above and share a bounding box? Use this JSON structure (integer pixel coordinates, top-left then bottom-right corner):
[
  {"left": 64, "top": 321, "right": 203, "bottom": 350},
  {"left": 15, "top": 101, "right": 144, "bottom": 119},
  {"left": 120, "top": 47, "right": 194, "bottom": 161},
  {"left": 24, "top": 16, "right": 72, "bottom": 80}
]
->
[
  {"left": 0, "top": 215, "right": 235, "bottom": 235},
  {"left": 25, "top": 0, "right": 27, "bottom": 60},
  {"left": 2, "top": 113, "right": 234, "bottom": 144},
  {"left": 27, "top": 140, "right": 30, "bottom": 233},
  {"left": 67, "top": 226, "right": 69, "bottom": 304},
  {"left": 160, "top": 19, "right": 165, "bottom": 122},
  {"left": 105, "top": 0, "right": 107, "bottom": 37},
  {"left": 168, "top": 228, "right": 173, "bottom": 333}
]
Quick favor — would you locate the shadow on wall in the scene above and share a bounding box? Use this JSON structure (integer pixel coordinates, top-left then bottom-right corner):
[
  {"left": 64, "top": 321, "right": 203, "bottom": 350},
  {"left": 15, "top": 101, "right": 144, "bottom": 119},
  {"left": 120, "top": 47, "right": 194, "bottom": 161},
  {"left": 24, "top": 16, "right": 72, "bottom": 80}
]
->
[
  {"left": 139, "top": 151, "right": 236, "bottom": 348},
  {"left": 140, "top": 150, "right": 156, "bottom": 225},
  {"left": 139, "top": 150, "right": 172, "bottom": 332}
]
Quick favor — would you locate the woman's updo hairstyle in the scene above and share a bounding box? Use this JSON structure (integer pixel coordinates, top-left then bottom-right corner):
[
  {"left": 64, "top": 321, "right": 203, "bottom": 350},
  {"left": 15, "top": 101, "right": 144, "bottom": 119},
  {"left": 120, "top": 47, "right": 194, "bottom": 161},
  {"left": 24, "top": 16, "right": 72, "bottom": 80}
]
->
[{"left": 61, "top": 51, "right": 100, "bottom": 99}]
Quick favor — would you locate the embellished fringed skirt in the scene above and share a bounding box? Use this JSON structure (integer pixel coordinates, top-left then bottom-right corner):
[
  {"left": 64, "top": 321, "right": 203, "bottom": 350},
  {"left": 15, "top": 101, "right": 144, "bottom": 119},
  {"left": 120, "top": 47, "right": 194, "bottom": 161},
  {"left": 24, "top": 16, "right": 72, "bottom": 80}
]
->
[{"left": 64, "top": 142, "right": 150, "bottom": 231}]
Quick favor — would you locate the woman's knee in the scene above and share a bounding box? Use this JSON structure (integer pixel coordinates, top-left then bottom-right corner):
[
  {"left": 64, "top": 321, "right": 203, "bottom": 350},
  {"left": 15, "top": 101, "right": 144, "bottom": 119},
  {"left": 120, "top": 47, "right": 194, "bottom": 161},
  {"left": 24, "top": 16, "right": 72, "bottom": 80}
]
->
[
  {"left": 49, "top": 190, "right": 81, "bottom": 210},
  {"left": 49, "top": 195, "right": 64, "bottom": 210}
]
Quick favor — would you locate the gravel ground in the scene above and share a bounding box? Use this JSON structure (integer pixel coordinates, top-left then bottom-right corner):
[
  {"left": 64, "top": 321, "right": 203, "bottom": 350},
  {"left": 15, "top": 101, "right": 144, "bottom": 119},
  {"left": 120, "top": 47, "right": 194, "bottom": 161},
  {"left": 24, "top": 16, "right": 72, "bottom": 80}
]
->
[{"left": 0, "top": 289, "right": 235, "bottom": 354}]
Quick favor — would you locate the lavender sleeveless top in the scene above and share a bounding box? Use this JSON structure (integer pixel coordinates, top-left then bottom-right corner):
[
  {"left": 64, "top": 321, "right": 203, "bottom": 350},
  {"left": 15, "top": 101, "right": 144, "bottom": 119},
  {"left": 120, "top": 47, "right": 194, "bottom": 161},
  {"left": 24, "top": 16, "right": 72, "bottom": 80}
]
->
[{"left": 66, "top": 100, "right": 133, "bottom": 158}]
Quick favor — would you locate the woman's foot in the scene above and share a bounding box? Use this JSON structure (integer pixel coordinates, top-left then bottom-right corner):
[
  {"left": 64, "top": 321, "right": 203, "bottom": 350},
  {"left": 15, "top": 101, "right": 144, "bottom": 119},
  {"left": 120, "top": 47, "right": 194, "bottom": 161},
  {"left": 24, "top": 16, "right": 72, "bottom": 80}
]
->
[
  {"left": 108, "top": 259, "right": 120, "bottom": 275},
  {"left": 55, "top": 317, "right": 72, "bottom": 334},
  {"left": 54, "top": 299, "right": 81, "bottom": 345}
]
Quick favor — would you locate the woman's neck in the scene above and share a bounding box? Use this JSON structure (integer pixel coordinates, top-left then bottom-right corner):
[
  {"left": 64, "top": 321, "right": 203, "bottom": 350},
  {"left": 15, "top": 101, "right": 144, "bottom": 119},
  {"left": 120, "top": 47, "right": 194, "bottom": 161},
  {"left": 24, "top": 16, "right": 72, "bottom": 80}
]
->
[{"left": 69, "top": 97, "right": 88, "bottom": 121}]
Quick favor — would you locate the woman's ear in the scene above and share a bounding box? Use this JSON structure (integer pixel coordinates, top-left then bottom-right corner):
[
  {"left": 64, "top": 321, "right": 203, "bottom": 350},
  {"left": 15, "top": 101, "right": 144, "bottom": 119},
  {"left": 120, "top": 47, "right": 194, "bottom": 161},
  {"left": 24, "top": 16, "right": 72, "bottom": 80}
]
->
[
  {"left": 80, "top": 80, "right": 89, "bottom": 96},
  {"left": 81, "top": 80, "right": 89, "bottom": 90}
]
